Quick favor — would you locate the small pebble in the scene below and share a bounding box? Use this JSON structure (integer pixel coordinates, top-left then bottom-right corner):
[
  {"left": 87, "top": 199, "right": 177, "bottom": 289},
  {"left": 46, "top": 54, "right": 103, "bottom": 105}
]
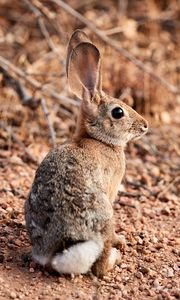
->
[
  {"left": 173, "top": 263, "right": 179, "bottom": 271},
  {"left": 30, "top": 261, "right": 37, "bottom": 269},
  {"left": 6, "top": 207, "right": 13, "bottom": 214},
  {"left": 121, "top": 263, "right": 127, "bottom": 269},
  {"left": 166, "top": 267, "right": 174, "bottom": 278},
  {"left": 149, "top": 269, "right": 157, "bottom": 277},
  {"left": 0, "top": 253, "right": 4, "bottom": 263},
  {"left": 175, "top": 238, "right": 180, "bottom": 245},
  {"left": 172, "top": 289, "right": 180, "bottom": 298},
  {"left": 155, "top": 243, "right": 163, "bottom": 250},
  {"left": 161, "top": 207, "right": 170, "bottom": 216},
  {"left": 115, "top": 275, "right": 121, "bottom": 282},
  {"left": 139, "top": 266, "right": 149, "bottom": 275},
  {"left": 14, "top": 239, "right": 21, "bottom": 247},
  {"left": 136, "top": 236, "right": 143, "bottom": 245},
  {"left": 10, "top": 291, "right": 16, "bottom": 299},
  {"left": 0, "top": 277, "right": 4, "bottom": 283},
  {"left": 29, "top": 268, "right": 35, "bottom": 273},
  {"left": 24, "top": 291, "right": 29, "bottom": 296},
  {"left": 151, "top": 236, "right": 158, "bottom": 244},
  {"left": 144, "top": 256, "right": 154, "bottom": 263},
  {"left": 135, "top": 271, "right": 143, "bottom": 279},
  {"left": 1, "top": 203, "right": 7, "bottom": 210},
  {"left": 150, "top": 166, "right": 160, "bottom": 177},
  {"left": 153, "top": 279, "right": 160, "bottom": 288}
]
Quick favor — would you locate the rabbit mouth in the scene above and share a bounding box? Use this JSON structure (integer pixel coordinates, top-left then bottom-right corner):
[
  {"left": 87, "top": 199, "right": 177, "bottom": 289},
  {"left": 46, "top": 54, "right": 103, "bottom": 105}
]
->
[{"left": 132, "top": 130, "right": 147, "bottom": 141}]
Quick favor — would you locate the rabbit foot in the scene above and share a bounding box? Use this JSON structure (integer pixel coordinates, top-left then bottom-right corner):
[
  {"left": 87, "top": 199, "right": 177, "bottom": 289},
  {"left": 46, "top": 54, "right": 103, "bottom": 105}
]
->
[
  {"left": 92, "top": 242, "right": 120, "bottom": 278},
  {"left": 107, "top": 247, "right": 121, "bottom": 270}
]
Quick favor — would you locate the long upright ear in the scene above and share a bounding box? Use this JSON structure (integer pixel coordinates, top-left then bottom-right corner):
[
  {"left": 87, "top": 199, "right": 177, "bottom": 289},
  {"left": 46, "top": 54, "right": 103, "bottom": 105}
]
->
[
  {"left": 66, "top": 30, "right": 92, "bottom": 76},
  {"left": 67, "top": 42, "right": 102, "bottom": 100}
]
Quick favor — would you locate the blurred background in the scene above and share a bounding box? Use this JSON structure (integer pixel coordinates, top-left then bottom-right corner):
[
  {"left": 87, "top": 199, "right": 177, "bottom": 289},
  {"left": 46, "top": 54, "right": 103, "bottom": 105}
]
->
[{"left": 0, "top": 0, "right": 179, "bottom": 157}]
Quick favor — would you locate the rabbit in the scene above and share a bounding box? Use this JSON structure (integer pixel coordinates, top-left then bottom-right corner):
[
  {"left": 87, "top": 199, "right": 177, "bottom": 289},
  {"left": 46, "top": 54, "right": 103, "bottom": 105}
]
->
[{"left": 25, "top": 29, "right": 148, "bottom": 278}]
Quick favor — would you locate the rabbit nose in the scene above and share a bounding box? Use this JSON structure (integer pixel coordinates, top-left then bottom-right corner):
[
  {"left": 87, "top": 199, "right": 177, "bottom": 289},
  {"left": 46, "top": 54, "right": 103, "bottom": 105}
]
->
[{"left": 141, "top": 120, "right": 148, "bottom": 132}]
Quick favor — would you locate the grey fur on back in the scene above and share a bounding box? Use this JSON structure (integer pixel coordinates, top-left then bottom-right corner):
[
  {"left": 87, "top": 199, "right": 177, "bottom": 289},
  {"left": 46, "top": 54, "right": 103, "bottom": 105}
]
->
[{"left": 25, "top": 139, "right": 116, "bottom": 258}]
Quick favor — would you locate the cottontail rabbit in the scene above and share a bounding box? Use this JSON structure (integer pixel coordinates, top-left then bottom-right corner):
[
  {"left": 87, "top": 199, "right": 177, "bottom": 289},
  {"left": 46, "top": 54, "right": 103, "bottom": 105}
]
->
[{"left": 25, "top": 30, "right": 148, "bottom": 278}]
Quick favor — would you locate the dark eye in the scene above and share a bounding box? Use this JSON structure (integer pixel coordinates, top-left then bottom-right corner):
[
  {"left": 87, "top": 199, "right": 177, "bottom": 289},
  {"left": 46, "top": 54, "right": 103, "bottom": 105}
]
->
[{"left": 111, "top": 107, "right": 124, "bottom": 119}]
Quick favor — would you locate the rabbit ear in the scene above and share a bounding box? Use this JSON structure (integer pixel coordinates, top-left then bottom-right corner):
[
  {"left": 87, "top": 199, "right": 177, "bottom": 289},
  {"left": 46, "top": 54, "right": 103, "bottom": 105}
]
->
[
  {"left": 66, "top": 30, "right": 92, "bottom": 76},
  {"left": 67, "top": 41, "right": 102, "bottom": 100}
]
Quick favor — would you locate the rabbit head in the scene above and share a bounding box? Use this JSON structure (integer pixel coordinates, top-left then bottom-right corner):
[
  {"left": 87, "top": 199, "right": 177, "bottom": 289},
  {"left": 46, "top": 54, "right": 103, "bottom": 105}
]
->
[{"left": 67, "top": 30, "right": 148, "bottom": 147}]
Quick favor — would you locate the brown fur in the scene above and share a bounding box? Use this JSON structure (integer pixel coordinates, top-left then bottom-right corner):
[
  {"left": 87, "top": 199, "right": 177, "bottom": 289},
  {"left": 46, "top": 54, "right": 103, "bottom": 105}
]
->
[
  {"left": 25, "top": 30, "right": 148, "bottom": 277},
  {"left": 92, "top": 240, "right": 112, "bottom": 278}
]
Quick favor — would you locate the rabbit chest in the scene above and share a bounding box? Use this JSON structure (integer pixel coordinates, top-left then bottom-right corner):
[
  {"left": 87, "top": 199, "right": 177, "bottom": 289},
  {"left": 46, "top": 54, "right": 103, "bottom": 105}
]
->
[
  {"left": 78, "top": 139, "right": 126, "bottom": 203},
  {"left": 98, "top": 146, "right": 126, "bottom": 203}
]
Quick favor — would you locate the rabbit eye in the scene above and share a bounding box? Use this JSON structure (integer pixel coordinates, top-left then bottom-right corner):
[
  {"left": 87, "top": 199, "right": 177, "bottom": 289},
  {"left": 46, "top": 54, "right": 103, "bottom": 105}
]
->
[{"left": 111, "top": 107, "right": 124, "bottom": 119}]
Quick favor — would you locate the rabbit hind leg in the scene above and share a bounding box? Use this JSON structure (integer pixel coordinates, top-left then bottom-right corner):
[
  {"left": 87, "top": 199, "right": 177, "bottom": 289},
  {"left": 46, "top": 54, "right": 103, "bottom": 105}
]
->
[{"left": 92, "top": 240, "right": 121, "bottom": 278}]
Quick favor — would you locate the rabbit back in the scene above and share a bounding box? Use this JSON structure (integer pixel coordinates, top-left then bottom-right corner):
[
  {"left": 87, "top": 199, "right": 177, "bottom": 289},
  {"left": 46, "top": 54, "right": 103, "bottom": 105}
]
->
[{"left": 25, "top": 139, "right": 122, "bottom": 257}]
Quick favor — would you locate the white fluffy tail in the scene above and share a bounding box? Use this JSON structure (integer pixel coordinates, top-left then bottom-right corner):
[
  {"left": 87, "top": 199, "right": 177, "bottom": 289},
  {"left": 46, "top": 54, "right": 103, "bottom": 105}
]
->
[{"left": 51, "top": 239, "right": 103, "bottom": 274}]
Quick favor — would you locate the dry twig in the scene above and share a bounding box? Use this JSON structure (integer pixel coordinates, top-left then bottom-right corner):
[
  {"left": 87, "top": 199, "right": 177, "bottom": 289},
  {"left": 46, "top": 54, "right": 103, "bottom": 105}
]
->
[
  {"left": 50, "top": 0, "right": 179, "bottom": 95},
  {"left": 0, "top": 67, "right": 40, "bottom": 109},
  {"left": 117, "top": 200, "right": 136, "bottom": 208},
  {"left": 126, "top": 180, "right": 152, "bottom": 192},
  {"left": 118, "top": 191, "right": 142, "bottom": 198},
  {"left": 0, "top": 55, "right": 79, "bottom": 110},
  {"left": 32, "top": 0, "right": 56, "bottom": 20},
  {"left": 40, "top": 98, "right": 56, "bottom": 146},
  {"left": 0, "top": 122, "right": 39, "bottom": 164},
  {"left": 0, "top": 66, "right": 56, "bottom": 146},
  {"left": 23, "top": 0, "right": 60, "bottom": 58},
  {"left": 157, "top": 176, "right": 180, "bottom": 199}
]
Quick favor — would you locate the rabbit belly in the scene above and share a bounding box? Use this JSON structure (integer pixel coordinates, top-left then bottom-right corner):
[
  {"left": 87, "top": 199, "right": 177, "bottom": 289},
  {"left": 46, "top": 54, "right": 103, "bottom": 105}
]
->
[{"left": 51, "top": 239, "right": 103, "bottom": 274}]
